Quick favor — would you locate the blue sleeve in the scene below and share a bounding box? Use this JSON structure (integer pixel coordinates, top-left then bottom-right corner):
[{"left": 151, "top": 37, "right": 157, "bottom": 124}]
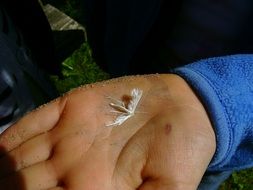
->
[{"left": 172, "top": 54, "right": 253, "bottom": 172}]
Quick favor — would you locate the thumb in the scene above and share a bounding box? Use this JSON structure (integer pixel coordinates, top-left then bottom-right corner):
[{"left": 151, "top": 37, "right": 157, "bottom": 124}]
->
[
  {"left": 137, "top": 109, "right": 216, "bottom": 190},
  {"left": 113, "top": 108, "right": 215, "bottom": 190}
]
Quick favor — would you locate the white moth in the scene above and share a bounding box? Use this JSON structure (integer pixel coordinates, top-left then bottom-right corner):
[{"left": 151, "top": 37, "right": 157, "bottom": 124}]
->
[{"left": 106, "top": 88, "right": 143, "bottom": 127}]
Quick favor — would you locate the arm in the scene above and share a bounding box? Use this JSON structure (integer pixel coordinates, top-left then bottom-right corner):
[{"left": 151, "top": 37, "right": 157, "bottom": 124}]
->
[{"left": 172, "top": 54, "right": 253, "bottom": 171}]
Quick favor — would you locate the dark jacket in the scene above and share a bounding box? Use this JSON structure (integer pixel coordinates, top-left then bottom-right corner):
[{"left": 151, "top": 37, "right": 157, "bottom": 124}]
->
[{"left": 2, "top": 0, "right": 60, "bottom": 75}]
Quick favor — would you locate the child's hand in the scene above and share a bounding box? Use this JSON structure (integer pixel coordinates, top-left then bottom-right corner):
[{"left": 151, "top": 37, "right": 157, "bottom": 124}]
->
[{"left": 0, "top": 74, "right": 216, "bottom": 190}]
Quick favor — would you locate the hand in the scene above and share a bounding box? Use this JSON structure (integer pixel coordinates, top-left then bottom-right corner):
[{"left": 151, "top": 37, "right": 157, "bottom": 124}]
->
[{"left": 0, "top": 74, "right": 216, "bottom": 190}]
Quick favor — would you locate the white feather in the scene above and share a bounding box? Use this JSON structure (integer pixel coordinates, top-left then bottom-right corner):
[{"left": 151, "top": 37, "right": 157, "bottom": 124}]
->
[{"left": 106, "top": 88, "right": 143, "bottom": 127}]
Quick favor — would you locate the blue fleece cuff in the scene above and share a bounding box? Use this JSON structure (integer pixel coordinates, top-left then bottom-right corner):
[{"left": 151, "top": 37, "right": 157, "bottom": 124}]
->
[{"left": 171, "top": 54, "right": 253, "bottom": 171}]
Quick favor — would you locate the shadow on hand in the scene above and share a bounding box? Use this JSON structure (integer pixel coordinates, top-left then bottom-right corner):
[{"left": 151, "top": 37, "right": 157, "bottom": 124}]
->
[{"left": 0, "top": 146, "right": 26, "bottom": 190}]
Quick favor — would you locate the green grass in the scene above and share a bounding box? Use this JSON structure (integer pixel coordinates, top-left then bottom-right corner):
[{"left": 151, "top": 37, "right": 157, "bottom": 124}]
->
[
  {"left": 219, "top": 169, "right": 253, "bottom": 190},
  {"left": 50, "top": 1, "right": 253, "bottom": 189},
  {"left": 51, "top": 42, "right": 109, "bottom": 94}
]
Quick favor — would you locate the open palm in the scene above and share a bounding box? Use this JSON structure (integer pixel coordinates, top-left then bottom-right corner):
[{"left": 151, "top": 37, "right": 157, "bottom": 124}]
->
[{"left": 0, "top": 75, "right": 216, "bottom": 190}]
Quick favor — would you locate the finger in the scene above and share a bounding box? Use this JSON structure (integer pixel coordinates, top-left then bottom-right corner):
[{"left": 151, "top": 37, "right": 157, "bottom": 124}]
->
[
  {"left": 0, "top": 160, "right": 58, "bottom": 190},
  {"left": 0, "top": 97, "right": 66, "bottom": 154},
  {"left": 0, "top": 132, "right": 52, "bottom": 178}
]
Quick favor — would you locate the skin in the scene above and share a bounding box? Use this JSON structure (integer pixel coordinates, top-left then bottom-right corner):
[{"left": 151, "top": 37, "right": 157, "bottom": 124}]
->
[{"left": 0, "top": 74, "right": 216, "bottom": 190}]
